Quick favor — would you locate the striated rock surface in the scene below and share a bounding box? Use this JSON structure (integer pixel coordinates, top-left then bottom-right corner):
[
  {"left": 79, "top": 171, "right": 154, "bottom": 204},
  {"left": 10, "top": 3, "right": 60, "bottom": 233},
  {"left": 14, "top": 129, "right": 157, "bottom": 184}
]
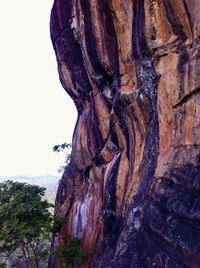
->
[{"left": 50, "top": 0, "right": 200, "bottom": 267}]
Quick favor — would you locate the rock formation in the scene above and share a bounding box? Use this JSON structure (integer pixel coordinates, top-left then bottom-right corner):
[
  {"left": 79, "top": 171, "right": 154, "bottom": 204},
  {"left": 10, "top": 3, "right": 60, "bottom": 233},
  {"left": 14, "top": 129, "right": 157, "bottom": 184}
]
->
[{"left": 50, "top": 0, "right": 200, "bottom": 267}]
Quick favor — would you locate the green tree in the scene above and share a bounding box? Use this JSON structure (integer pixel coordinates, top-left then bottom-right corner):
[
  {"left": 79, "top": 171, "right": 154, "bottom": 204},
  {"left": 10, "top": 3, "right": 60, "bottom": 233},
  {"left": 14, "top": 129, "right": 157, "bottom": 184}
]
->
[
  {"left": 53, "top": 143, "right": 72, "bottom": 173},
  {"left": 0, "top": 180, "right": 53, "bottom": 268},
  {"left": 53, "top": 142, "right": 88, "bottom": 174},
  {"left": 54, "top": 236, "right": 89, "bottom": 268},
  {"left": 53, "top": 143, "right": 72, "bottom": 153},
  {"left": 51, "top": 216, "right": 67, "bottom": 235}
]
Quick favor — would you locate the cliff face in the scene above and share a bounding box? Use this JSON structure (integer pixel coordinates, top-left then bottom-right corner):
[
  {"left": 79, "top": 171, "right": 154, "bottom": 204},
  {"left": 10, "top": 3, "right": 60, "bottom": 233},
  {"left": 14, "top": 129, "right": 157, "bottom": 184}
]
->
[{"left": 50, "top": 1, "right": 200, "bottom": 267}]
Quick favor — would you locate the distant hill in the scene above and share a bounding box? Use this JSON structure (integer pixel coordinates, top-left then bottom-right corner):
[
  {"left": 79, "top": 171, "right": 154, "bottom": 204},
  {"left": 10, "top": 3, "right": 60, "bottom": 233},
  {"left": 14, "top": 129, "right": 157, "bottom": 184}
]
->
[
  {"left": 0, "top": 175, "right": 60, "bottom": 185},
  {"left": 0, "top": 175, "right": 60, "bottom": 205}
]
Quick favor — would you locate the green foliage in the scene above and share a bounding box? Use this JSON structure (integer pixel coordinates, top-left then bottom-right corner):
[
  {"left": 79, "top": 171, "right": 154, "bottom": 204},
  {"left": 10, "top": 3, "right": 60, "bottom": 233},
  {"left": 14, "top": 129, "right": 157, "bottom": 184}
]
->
[
  {"left": 51, "top": 216, "right": 67, "bottom": 235},
  {"left": 54, "top": 236, "right": 89, "bottom": 268},
  {"left": 0, "top": 180, "right": 53, "bottom": 267},
  {"left": 53, "top": 142, "right": 88, "bottom": 174},
  {"left": 53, "top": 143, "right": 72, "bottom": 153},
  {"left": 53, "top": 143, "right": 73, "bottom": 173}
]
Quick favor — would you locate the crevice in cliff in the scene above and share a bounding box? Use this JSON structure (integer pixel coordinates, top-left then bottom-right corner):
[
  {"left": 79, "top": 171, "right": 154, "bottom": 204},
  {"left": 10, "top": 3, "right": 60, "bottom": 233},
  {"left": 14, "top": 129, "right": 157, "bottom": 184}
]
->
[
  {"left": 128, "top": 0, "right": 159, "bottom": 224},
  {"left": 103, "top": 154, "right": 121, "bottom": 237},
  {"left": 51, "top": 24, "right": 71, "bottom": 47},
  {"left": 173, "top": 86, "right": 200, "bottom": 108},
  {"left": 80, "top": 0, "right": 115, "bottom": 84},
  {"left": 163, "top": 1, "right": 187, "bottom": 40}
]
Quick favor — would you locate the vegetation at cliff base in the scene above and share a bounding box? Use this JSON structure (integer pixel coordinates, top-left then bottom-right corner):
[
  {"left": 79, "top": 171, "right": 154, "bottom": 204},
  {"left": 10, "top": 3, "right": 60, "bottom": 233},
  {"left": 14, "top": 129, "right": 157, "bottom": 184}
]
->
[
  {"left": 0, "top": 180, "right": 88, "bottom": 268},
  {"left": 51, "top": 215, "right": 67, "bottom": 235},
  {"left": 54, "top": 236, "right": 89, "bottom": 268},
  {"left": 0, "top": 180, "right": 53, "bottom": 268}
]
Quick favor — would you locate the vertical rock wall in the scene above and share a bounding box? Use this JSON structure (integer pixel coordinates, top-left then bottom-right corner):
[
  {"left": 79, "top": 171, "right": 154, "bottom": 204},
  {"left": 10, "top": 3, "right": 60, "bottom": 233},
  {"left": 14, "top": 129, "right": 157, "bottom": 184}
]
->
[{"left": 50, "top": 0, "right": 200, "bottom": 267}]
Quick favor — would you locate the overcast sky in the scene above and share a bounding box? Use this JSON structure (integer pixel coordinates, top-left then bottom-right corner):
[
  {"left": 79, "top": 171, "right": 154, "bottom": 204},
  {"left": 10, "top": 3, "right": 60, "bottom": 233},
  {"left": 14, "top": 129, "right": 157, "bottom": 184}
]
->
[{"left": 0, "top": 1, "right": 77, "bottom": 176}]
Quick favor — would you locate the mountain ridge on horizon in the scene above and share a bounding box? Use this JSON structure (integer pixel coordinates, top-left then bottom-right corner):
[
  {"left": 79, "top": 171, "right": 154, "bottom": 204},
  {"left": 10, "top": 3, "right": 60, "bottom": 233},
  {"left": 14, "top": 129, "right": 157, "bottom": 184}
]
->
[{"left": 0, "top": 174, "right": 60, "bottom": 186}]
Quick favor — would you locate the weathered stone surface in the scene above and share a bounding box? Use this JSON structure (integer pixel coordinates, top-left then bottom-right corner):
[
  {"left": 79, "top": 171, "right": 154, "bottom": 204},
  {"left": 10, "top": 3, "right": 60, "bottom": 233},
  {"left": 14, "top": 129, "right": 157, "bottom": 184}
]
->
[{"left": 49, "top": 0, "right": 200, "bottom": 267}]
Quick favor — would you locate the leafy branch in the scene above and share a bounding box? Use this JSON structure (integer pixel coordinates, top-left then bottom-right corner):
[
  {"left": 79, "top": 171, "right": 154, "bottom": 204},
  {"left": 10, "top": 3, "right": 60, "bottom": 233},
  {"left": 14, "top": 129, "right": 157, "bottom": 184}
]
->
[{"left": 54, "top": 236, "right": 89, "bottom": 268}]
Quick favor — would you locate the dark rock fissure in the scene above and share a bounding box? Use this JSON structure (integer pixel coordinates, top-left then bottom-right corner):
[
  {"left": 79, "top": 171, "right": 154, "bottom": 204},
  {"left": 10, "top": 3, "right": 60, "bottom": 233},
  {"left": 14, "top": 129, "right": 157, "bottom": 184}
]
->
[{"left": 173, "top": 86, "right": 200, "bottom": 108}]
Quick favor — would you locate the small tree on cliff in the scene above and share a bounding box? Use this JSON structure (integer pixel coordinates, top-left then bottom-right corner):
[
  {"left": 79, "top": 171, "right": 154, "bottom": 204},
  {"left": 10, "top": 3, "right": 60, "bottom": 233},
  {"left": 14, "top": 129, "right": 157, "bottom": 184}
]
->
[
  {"left": 53, "top": 142, "right": 88, "bottom": 174},
  {"left": 54, "top": 236, "right": 89, "bottom": 268},
  {"left": 53, "top": 143, "right": 73, "bottom": 173},
  {"left": 0, "top": 180, "right": 53, "bottom": 268}
]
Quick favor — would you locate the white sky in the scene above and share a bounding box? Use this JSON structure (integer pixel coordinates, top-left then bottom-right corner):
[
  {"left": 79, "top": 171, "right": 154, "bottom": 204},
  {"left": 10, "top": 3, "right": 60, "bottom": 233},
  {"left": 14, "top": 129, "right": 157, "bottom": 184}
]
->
[{"left": 0, "top": 1, "right": 77, "bottom": 176}]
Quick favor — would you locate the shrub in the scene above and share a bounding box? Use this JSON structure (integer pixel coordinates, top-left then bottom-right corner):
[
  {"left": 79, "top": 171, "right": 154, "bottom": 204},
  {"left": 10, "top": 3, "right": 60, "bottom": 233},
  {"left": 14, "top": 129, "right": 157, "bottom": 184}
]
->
[
  {"left": 54, "top": 236, "right": 89, "bottom": 268},
  {"left": 51, "top": 216, "right": 67, "bottom": 235}
]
